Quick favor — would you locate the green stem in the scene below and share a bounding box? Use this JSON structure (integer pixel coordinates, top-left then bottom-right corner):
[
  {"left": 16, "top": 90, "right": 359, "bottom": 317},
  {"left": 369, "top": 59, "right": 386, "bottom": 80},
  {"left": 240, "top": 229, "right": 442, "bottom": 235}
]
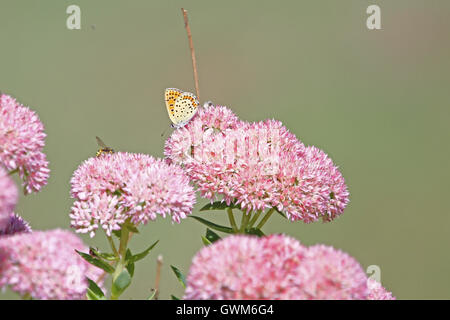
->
[
  {"left": 248, "top": 210, "right": 262, "bottom": 228},
  {"left": 227, "top": 208, "right": 239, "bottom": 233},
  {"left": 110, "top": 225, "right": 130, "bottom": 300},
  {"left": 256, "top": 208, "right": 275, "bottom": 230},
  {"left": 239, "top": 211, "right": 251, "bottom": 233},
  {"left": 107, "top": 235, "right": 119, "bottom": 257}
]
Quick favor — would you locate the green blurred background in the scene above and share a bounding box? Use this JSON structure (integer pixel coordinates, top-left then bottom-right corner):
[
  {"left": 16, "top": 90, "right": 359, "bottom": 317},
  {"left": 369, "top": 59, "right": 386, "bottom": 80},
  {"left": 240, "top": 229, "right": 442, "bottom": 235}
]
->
[{"left": 1, "top": 0, "right": 449, "bottom": 299}]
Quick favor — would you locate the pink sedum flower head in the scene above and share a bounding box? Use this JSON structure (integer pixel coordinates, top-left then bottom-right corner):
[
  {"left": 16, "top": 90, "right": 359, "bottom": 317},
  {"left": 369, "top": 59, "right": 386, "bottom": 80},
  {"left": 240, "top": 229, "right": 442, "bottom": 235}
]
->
[
  {"left": 0, "top": 94, "right": 50, "bottom": 194},
  {"left": 0, "top": 166, "right": 18, "bottom": 229},
  {"left": 0, "top": 213, "right": 32, "bottom": 236},
  {"left": 0, "top": 229, "right": 103, "bottom": 300},
  {"left": 276, "top": 146, "right": 349, "bottom": 223},
  {"left": 184, "top": 234, "right": 306, "bottom": 300},
  {"left": 367, "top": 278, "right": 396, "bottom": 300},
  {"left": 165, "top": 105, "right": 349, "bottom": 222},
  {"left": 165, "top": 105, "right": 241, "bottom": 166},
  {"left": 297, "top": 244, "right": 368, "bottom": 299},
  {"left": 70, "top": 152, "right": 195, "bottom": 237},
  {"left": 184, "top": 234, "right": 368, "bottom": 300}
]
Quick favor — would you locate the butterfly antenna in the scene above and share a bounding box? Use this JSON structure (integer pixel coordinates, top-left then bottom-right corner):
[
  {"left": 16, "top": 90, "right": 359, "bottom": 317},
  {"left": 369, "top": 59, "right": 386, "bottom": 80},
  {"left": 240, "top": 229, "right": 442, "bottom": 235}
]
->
[{"left": 181, "top": 8, "right": 200, "bottom": 101}]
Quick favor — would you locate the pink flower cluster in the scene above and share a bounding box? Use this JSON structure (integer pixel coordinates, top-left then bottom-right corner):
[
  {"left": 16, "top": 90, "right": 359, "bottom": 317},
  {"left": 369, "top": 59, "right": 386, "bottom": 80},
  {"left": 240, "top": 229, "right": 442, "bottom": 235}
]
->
[
  {"left": 165, "top": 105, "right": 349, "bottom": 222},
  {"left": 0, "top": 213, "right": 32, "bottom": 236},
  {"left": 0, "top": 167, "right": 18, "bottom": 230},
  {"left": 184, "top": 234, "right": 394, "bottom": 300},
  {"left": 70, "top": 152, "right": 196, "bottom": 237},
  {"left": 367, "top": 278, "right": 396, "bottom": 300},
  {"left": 0, "top": 229, "right": 103, "bottom": 300},
  {"left": 0, "top": 94, "right": 50, "bottom": 194}
]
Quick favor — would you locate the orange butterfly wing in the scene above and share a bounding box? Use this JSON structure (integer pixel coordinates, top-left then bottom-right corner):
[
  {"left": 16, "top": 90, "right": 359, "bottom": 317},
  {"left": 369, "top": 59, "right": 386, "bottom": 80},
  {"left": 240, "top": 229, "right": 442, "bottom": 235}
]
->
[{"left": 165, "top": 88, "right": 183, "bottom": 123}]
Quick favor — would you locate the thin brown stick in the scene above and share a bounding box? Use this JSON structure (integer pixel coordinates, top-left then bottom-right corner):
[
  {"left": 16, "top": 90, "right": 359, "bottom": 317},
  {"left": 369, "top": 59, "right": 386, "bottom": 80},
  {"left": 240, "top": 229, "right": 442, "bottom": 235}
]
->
[
  {"left": 154, "top": 255, "right": 163, "bottom": 300},
  {"left": 181, "top": 8, "right": 200, "bottom": 100}
]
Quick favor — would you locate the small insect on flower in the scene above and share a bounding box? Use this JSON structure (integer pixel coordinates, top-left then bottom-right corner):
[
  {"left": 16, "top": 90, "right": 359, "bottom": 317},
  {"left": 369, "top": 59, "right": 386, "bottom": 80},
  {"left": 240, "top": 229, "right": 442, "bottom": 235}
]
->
[
  {"left": 89, "top": 247, "right": 98, "bottom": 257},
  {"left": 95, "top": 136, "right": 114, "bottom": 157},
  {"left": 164, "top": 88, "right": 199, "bottom": 129}
]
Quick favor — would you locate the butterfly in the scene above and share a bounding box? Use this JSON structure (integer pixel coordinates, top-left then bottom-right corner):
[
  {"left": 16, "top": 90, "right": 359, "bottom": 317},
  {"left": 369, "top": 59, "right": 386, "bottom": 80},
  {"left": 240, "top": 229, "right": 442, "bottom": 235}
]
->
[
  {"left": 164, "top": 88, "right": 199, "bottom": 129},
  {"left": 95, "top": 136, "right": 114, "bottom": 157}
]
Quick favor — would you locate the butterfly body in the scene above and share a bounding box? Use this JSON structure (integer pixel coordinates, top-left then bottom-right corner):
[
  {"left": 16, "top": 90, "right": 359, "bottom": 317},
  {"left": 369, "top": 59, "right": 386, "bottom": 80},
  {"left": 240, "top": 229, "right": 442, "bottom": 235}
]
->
[{"left": 164, "top": 88, "right": 199, "bottom": 129}]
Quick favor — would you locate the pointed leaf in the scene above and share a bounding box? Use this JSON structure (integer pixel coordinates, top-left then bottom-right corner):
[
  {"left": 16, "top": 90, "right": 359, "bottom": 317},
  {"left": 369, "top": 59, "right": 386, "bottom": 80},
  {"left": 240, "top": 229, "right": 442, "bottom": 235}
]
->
[
  {"left": 125, "top": 249, "right": 134, "bottom": 277},
  {"left": 86, "top": 278, "right": 106, "bottom": 300},
  {"left": 126, "top": 262, "right": 135, "bottom": 278},
  {"left": 201, "top": 236, "right": 212, "bottom": 246},
  {"left": 206, "top": 228, "right": 221, "bottom": 243},
  {"left": 170, "top": 265, "right": 186, "bottom": 289},
  {"left": 125, "top": 248, "right": 133, "bottom": 260},
  {"left": 189, "top": 216, "right": 233, "bottom": 234},
  {"left": 147, "top": 289, "right": 157, "bottom": 300},
  {"left": 75, "top": 250, "right": 115, "bottom": 273},
  {"left": 86, "top": 291, "right": 99, "bottom": 300},
  {"left": 112, "top": 269, "right": 132, "bottom": 297},
  {"left": 129, "top": 240, "right": 159, "bottom": 264},
  {"left": 171, "top": 295, "right": 180, "bottom": 300}
]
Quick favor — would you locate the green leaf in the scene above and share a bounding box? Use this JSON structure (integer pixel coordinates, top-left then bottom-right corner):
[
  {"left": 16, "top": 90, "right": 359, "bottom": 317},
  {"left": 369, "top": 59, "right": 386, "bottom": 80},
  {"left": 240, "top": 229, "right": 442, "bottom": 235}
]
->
[
  {"left": 170, "top": 265, "right": 186, "bottom": 289},
  {"left": 205, "top": 228, "right": 221, "bottom": 243},
  {"left": 189, "top": 216, "right": 234, "bottom": 234},
  {"left": 201, "top": 236, "right": 212, "bottom": 246},
  {"left": 126, "top": 262, "right": 135, "bottom": 278},
  {"left": 200, "top": 201, "right": 239, "bottom": 211},
  {"left": 125, "top": 249, "right": 135, "bottom": 277},
  {"left": 86, "top": 278, "right": 106, "bottom": 300},
  {"left": 171, "top": 295, "right": 180, "bottom": 300},
  {"left": 126, "top": 248, "right": 132, "bottom": 260},
  {"left": 111, "top": 269, "right": 132, "bottom": 297},
  {"left": 128, "top": 240, "right": 159, "bottom": 264},
  {"left": 245, "top": 227, "right": 266, "bottom": 237},
  {"left": 147, "top": 289, "right": 157, "bottom": 300},
  {"left": 75, "top": 250, "right": 115, "bottom": 274}
]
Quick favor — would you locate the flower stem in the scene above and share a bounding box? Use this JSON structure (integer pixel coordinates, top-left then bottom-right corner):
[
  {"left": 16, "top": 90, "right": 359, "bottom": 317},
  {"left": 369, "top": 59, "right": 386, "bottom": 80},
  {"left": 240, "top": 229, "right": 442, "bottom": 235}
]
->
[
  {"left": 227, "top": 208, "right": 239, "bottom": 233},
  {"left": 256, "top": 208, "right": 275, "bottom": 230},
  {"left": 239, "top": 211, "right": 251, "bottom": 234},
  {"left": 107, "top": 235, "right": 119, "bottom": 257},
  {"left": 110, "top": 225, "right": 130, "bottom": 300},
  {"left": 248, "top": 210, "right": 262, "bottom": 228}
]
